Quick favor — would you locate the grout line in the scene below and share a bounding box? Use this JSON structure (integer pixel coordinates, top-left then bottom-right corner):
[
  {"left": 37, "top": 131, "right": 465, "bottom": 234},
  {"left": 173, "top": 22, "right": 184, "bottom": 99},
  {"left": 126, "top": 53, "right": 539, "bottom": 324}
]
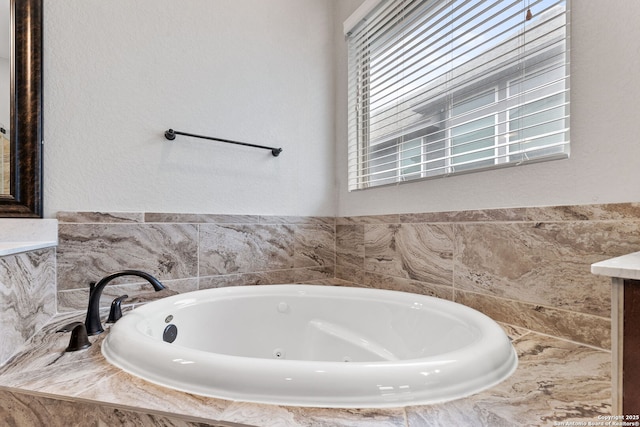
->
[
  {"left": 196, "top": 223, "right": 200, "bottom": 290},
  {"left": 458, "top": 288, "right": 611, "bottom": 320},
  {"left": 402, "top": 407, "right": 409, "bottom": 427},
  {"left": 509, "top": 325, "right": 611, "bottom": 353}
]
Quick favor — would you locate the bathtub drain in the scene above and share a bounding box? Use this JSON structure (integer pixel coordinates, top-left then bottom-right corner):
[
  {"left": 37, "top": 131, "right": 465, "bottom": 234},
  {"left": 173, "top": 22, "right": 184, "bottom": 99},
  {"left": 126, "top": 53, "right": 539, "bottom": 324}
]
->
[{"left": 163, "top": 324, "right": 178, "bottom": 343}]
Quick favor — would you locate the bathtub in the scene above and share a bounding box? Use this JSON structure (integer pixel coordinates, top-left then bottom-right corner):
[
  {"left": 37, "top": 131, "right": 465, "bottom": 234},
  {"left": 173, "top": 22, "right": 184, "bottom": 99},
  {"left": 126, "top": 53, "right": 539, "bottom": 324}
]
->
[{"left": 102, "top": 284, "right": 517, "bottom": 408}]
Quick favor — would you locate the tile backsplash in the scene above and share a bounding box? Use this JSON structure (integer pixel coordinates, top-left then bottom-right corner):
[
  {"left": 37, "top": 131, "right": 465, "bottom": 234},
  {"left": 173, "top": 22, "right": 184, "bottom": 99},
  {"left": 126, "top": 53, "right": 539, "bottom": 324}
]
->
[
  {"left": 336, "top": 203, "right": 640, "bottom": 350},
  {"left": 53, "top": 203, "right": 640, "bottom": 350},
  {"left": 56, "top": 213, "right": 335, "bottom": 312},
  {"left": 0, "top": 248, "right": 56, "bottom": 365}
]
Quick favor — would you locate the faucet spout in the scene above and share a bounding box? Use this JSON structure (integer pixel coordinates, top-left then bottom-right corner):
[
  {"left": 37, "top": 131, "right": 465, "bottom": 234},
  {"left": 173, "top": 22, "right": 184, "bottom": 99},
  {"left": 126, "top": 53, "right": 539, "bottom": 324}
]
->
[{"left": 84, "top": 270, "right": 165, "bottom": 336}]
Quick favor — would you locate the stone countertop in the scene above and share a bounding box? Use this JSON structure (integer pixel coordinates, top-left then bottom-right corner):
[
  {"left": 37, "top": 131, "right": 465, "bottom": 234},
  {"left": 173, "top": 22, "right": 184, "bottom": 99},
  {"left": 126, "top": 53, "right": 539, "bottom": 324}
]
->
[
  {"left": 592, "top": 251, "right": 640, "bottom": 281},
  {"left": 0, "top": 312, "right": 612, "bottom": 426}
]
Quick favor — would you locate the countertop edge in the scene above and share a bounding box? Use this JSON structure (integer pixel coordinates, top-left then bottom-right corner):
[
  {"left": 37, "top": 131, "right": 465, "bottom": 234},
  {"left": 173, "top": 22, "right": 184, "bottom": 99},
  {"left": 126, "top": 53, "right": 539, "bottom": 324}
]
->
[
  {"left": 0, "top": 241, "right": 58, "bottom": 256},
  {"left": 591, "top": 251, "right": 640, "bottom": 281}
]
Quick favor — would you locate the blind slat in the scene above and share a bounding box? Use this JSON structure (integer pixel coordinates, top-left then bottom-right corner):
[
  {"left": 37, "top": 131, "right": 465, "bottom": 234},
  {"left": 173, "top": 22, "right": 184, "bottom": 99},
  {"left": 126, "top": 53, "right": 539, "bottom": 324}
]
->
[
  {"left": 358, "top": 15, "right": 568, "bottom": 128},
  {"left": 347, "top": 0, "right": 570, "bottom": 191},
  {"left": 351, "top": 20, "right": 568, "bottom": 141}
]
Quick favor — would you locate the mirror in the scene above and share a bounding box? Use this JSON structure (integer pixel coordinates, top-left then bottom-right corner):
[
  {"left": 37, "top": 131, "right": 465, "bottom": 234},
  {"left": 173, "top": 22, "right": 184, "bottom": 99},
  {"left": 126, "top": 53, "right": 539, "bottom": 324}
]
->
[{"left": 0, "top": 0, "right": 42, "bottom": 217}]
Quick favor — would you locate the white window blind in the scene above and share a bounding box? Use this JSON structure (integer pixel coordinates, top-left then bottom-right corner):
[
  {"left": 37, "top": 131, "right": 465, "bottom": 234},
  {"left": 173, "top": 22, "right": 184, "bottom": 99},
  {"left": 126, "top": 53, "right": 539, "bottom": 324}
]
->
[{"left": 346, "top": 0, "right": 570, "bottom": 191}]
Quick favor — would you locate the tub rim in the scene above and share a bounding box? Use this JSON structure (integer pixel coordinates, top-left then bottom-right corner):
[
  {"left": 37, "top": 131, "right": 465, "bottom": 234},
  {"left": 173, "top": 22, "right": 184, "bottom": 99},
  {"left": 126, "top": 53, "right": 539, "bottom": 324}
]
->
[{"left": 102, "top": 284, "right": 518, "bottom": 408}]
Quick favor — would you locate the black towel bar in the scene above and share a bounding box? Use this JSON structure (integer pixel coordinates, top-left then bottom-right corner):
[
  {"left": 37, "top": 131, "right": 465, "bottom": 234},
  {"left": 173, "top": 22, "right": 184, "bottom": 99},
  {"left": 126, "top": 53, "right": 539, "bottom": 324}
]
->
[{"left": 164, "top": 129, "right": 282, "bottom": 157}]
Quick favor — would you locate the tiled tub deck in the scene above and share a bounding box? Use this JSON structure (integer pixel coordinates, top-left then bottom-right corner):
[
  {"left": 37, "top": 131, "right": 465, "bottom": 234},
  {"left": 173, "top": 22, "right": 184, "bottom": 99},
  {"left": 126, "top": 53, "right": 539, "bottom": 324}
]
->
[
  {"left": 4, "top": 203, "right": 634, "bottom": 425},
  {"left": 0, "top": 301, "right": 610, "bottom": 426}
]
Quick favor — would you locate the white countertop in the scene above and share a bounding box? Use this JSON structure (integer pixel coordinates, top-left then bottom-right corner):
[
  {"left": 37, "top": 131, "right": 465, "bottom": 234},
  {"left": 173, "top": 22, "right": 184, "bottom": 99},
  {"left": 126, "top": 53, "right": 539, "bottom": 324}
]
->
[
  {"left": 591, "top": 251, "right": 640, "bottom": 281},
  {"left": 0, "top": 241, "right": 58, "bottom": 256},
  {"left": 0, "top": 219, "right": 58, "bottom": 256}
]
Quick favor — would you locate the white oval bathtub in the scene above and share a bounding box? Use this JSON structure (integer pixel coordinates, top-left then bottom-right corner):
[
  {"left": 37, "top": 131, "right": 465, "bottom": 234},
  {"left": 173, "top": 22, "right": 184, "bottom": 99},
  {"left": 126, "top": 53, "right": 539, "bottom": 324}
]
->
[{"left": 102, "top": 284, "right": 517, "bottom": 408}]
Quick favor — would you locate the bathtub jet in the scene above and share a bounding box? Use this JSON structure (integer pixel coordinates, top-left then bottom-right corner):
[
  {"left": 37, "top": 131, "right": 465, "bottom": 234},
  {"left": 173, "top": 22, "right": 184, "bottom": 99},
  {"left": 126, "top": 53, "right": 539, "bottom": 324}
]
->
[{"left": 102, "top": 284, "right": 517, "bottom": 408}]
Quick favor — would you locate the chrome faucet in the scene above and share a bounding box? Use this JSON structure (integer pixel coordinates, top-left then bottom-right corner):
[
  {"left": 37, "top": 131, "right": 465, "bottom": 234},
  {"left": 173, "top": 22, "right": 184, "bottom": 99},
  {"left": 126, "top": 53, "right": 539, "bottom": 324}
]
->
[{"left": 84, "top": 270, "right": 165, "bottom": 335}]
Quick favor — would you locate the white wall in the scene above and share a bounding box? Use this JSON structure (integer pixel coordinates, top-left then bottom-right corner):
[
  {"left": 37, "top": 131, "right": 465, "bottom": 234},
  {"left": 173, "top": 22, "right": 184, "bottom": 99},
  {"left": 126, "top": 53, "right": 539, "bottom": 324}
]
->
[
  {"left": 335, "top": 1, "right": 640, "bottom": 216},
  {"left": 43, "top": 0, "right": 336, "bottom": 218},
  {"left": 42, "top": 1, "right": 640, "bottom": 219}
]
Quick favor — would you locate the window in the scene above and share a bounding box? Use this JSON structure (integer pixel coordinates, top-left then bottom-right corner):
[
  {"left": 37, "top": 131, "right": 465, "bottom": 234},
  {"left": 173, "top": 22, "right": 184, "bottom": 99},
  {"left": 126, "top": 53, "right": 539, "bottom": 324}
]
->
[{"left": 346, "top": 0, "right": 570, "bottom": 190}]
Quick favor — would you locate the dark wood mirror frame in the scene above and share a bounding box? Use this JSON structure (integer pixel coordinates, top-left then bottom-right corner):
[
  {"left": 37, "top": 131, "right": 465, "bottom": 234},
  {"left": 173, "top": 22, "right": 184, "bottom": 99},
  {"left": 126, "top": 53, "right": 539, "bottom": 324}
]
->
[{"left": 1, "top": 0, "right": 43, "bottom": 217}]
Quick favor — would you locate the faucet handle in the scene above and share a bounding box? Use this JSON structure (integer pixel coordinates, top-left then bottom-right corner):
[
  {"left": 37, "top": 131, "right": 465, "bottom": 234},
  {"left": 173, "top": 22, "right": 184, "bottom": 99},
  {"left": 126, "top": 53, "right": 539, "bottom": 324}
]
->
[
  {"left": 106, "top": 294, "right": 129, "bottom": 324},
  {"left": 64, "top": 322, "right": 92, "bottom": 352}
]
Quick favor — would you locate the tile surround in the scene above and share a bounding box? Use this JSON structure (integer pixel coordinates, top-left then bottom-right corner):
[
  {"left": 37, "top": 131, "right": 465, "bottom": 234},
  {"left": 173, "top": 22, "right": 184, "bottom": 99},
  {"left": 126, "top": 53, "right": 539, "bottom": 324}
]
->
[
  {"left": 404, "top": 334, "right": 611, "bottom": 426},
  {"left": 2, "top": 202, "right": 630, "bottom": 424},
  {"left": 0, "top": 313, "right": 611, "bottom": 426},
  {"left": 199, "top": 224, "right": 295, "bottom": 275},
  {"left": 56, "top": 212, "right": 336, "bottom": 312},
  {"left": 0, "top": 248, "right": 56, "bottom": 366},
  {"left": 54, "top": 203, "right": 640, "bottom": 348},
  {"left": 364, "top": 223, "right": 454, "bottom": 286},
  {"left": 0, "top": 390, "right": 237, "bottom": 427},
  {"left": 337, "top": 203, "right": 640, "bottom": 349},
  {"left": 57, "top": 223, "right": 199, "bottom": 290},
  {"left": 453, "top": 221, "right": 640, "bottom": 317},
  {"left": 456, "top": 290, "right": 611, "bottom": 349}
]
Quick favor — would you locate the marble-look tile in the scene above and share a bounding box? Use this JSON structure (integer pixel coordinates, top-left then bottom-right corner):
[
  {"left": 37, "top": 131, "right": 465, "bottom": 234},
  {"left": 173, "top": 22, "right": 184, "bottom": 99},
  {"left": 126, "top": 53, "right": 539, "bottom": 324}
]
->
[
  {"left": 0, "top": 308, "right": 612, "bottom": 427},
  {"left": 0, "top": 248, "right": 56, "bottom": 365},
  {"left": 525, "top": 202, "right": 640, "bottom": 222},
  {"left": 454, "top": 221, "right": 640, "bottom": 317},
  {"left": 0, "top": 313, "right": 106, "bottom": 375},
  {"left": 145, "top": 212, "right": 259, "bottom": 224},
  {"left": 362, "top": 271, "right": 454, "bottom": 300},
  {"left": 198, "top": 268, "right": 334, "bottom": 290},
  {"left": 220, "top": 402, "right": 406, "bottom": 427},
  {"left": 260, "top": 216, "right": 335, "bottom": 226},
  {"left": 400, "top": 207, "right": 528, "bottom": 223},
  {"left": 405, "top": 334, "right": 611, "bottom": 426},
  {"left": 336, "top": 225, "right": 364, "bottom": 271},
  {"left": 303, "top": 278, "right": 356, "bottom": 287},
  {"left": 57, "top": 223, "right": 198, "bottom": 291},
  {"left": 0, "top": 390, "right": 238, "bottom": 427},
  {"left": 499, "top": 323, "right": 531, "bottom": 341},
  {"left": 364, "top": 223, "right": 454, "bottom": 286},
  {"left": 198, "top": 271, "right": 298, "bottom": 289},
  {"left": 56, "top": 211, "right": 144, "bottom": 223},
  {"left": 293, "top": 266, "right": 334, "bottom": 283},
  {"left": 335, "top": 264, "right": 366, "bottom": 285},
  {"left": 397, "top": 202, "right": 640, "bottom": 224},
  {"left": 293, "top": 224, "right": 335, "bottom": 269},
  {"left": 76, "top": 370, "right": 232, "bottom": 422},
  {"left": 456, "top": 290, "right": 610, "bottom": 349},
  {"left": 336, "top": 214, "right": 400, "bottom": 225},
  {"left": 0, "top": 355, "right": 121, "bottom": 396},
  {"left": 57, "top": 278, "right": 198, "bottom": 312},
  {"left": 199, "top": 224, "right": 294, "bottom": 276}
]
